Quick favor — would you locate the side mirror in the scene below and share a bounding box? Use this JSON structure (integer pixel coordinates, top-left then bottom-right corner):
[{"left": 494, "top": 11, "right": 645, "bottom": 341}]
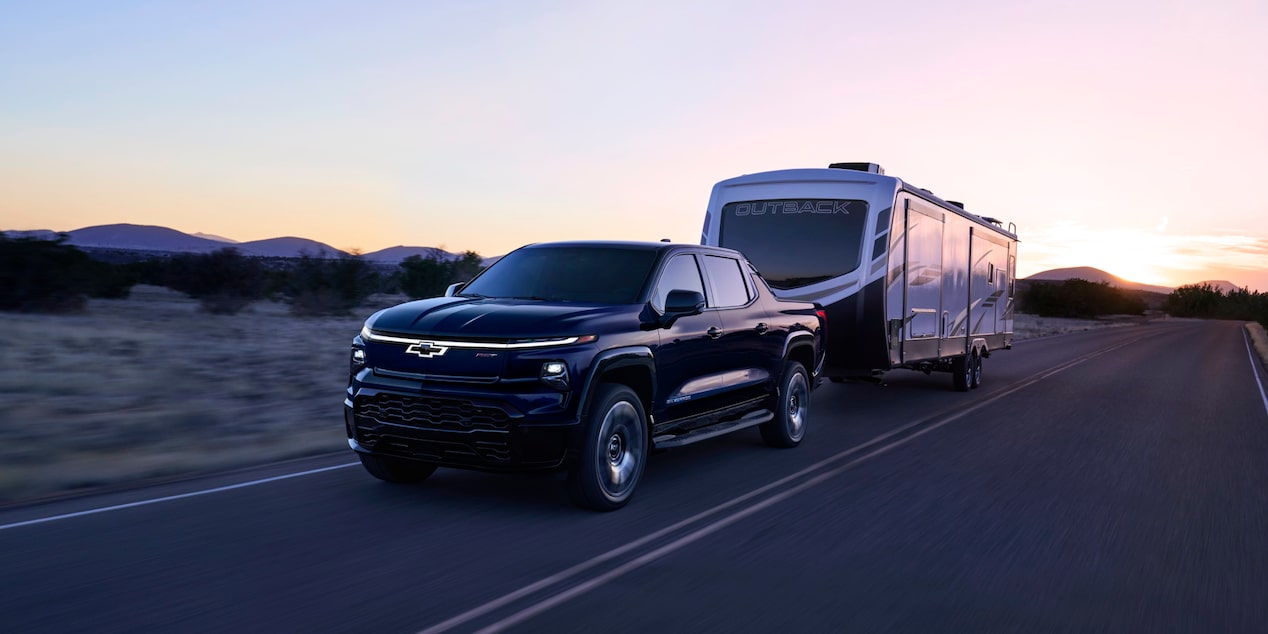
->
[
  {"left": 444, "top": 282, "right": 465, "bottom": 297},
  {"left": 660, "top": 289, "right": 705, "bottom": 328}
]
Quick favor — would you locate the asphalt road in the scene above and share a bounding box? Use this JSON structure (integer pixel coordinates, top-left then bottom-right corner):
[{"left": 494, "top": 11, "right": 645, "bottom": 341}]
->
[{"left": 3, "top": 320, "right": 1267, "bottom": 633}]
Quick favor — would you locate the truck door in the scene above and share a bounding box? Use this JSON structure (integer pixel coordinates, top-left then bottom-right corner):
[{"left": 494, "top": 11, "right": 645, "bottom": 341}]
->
[
  {"left": 651, "top": 253, "right": 728, "bottom": 424},
  {"left": 903, "top": 201, "right": 944, "bottom": 363}
]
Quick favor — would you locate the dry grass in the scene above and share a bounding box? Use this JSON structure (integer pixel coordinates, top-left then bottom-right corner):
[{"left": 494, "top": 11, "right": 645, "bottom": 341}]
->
[
  {"left": 0, "top": 285, "right": 396, "bottom": 504},
  {"left": 1248, "top": 322, "right": 1268, "bottom": 367},
  {"left": 1010, "top": 313, "right": 1151, "bottom": 340},
  {"left": 0, "top": 292, "right": 1157, "bottom": 505}
]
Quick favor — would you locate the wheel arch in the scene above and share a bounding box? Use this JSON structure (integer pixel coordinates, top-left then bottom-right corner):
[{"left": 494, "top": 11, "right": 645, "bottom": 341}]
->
[
  {"left": 970, "top": 337, "right": 989, "bottom": 357},
  {"left": 783, "top": 333, "right": 817, "bottom": 377},
  {"left": 578, "top": 347, "right": 655, "bottom": 421}
]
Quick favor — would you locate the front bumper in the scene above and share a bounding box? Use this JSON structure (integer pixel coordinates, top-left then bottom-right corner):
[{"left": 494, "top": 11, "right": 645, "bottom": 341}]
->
[{"left": 344, "top": 382, "right": 580, "bottom": 471}]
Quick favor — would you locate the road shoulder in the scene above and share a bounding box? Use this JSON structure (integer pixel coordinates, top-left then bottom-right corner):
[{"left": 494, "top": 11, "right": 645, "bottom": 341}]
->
[{"left": 1248, "top": 322, "right": 1268, "bottom": 369}]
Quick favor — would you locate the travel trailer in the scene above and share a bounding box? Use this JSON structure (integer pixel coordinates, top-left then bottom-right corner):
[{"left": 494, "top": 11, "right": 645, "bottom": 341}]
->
[{"left": 702, "top": 162, "right": 1018, "bottom": 391}]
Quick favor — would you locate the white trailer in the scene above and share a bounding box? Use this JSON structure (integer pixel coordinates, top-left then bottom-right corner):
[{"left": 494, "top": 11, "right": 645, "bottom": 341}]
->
[{"left": 702, "top": 162, "right": 1018, "bottom": 390}]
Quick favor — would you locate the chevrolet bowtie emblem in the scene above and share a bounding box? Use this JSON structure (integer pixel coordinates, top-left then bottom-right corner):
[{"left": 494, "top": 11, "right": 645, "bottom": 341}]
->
[{"left": 405, "top": 341, "right": 449, "bottom": 358}]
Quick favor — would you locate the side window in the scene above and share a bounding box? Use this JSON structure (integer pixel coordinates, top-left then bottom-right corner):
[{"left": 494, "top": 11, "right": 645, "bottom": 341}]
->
[
  {"left": 703, "top": 255, "right": 752, "bottom": 308},
  {"left": 653, "top": 254, "right": 706, "bottom": 311}
]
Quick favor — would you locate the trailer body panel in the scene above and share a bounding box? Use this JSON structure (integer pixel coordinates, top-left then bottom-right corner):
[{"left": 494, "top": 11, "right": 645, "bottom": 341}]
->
[{"left": 703, "top": 165, "right": 1017, "bottom": 380}]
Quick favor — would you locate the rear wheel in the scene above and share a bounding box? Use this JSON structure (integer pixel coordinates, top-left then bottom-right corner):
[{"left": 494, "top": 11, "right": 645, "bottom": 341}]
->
[
  {"left": 952, "top": 354, "right": 972, "bottom": 392},
  {"left": 358, "top": 453, "right": 438, "bottom": 483},
  {"left": 761, "top": 361, "right": 809, "bottom": 448},
  {"left": 567, "top": 384, "right": 647, "bottom": 511},
  {"left": 970, "top": 351, "right": 983, "bottom": 389}
]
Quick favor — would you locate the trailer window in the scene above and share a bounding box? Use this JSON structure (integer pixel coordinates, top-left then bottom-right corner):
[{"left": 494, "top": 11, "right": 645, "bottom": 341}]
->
[{"left": 718, "top": 199, "right": 869, "bottom": 290}]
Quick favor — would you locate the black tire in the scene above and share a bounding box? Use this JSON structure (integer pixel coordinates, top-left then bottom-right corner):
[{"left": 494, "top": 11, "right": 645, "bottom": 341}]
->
[
  {"left": 567, "top": 384, "right": 648, "bottom": 511},
  {"left": 761, "top": 361, "right": 809, "bottom": 448},
  {"left": 970, "top": 351, "right": 983, "bottom": 389},
  {"left": 952, "top": 353, "right": 972, "bottom": 392},
  {"left": 358, "top": 453, "right": 438, "bottom": 483}
]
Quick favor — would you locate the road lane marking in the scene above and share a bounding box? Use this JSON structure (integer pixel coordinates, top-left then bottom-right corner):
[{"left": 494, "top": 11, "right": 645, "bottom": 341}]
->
[
  {"left": 421, "top": 335, "right": 1150, "bottom": 634},
  {"left": 1244, "top": 327, "right": 1268, "bottom": 418},
  {"left": 0, "top": 463, "right": 357, "bottom": 532}
]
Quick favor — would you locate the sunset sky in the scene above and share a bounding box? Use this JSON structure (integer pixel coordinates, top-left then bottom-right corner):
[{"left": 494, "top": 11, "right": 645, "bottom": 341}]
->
[{"left": 3, "top": 1, "right": 1266, "bottom": 290}]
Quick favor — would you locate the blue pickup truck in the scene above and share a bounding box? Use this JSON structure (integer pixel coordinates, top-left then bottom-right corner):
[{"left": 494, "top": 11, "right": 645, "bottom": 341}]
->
[{"left": 345, "top": 240, "right": 824, "bottom": 510}]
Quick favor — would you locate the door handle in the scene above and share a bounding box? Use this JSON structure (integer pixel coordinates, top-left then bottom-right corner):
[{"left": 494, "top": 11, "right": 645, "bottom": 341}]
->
[
  {"left": 707, "top": 326, "right": 723, "bottom": 339},
  {"left": 754, "top": 323, "right": 769, "bottom": 334}
]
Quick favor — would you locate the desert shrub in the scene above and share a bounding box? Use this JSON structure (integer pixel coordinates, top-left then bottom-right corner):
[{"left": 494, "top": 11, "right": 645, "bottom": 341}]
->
[
  {"left": 398, "top": 250, "right": 484, "bottom": 299},
  {"left": 284, "top": 252, "right": 378, "bottom": 316},
  {"left": 1165, "top": 284, "right": 1268, "bottom": 327},
  {"left": 163, "top": 248, "right": 267, "bottom": 314},
  {"left": 0, "top": 235, "right": 134, "bottom": 312},
  {"left": 1019, "top": 278, "right": 1147, "bottom": 318}
]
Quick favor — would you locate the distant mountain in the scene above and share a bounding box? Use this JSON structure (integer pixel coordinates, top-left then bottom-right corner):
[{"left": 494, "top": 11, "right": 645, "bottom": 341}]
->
[
  {"left": 361, "top": 245, "right": 456, "bottom": 262},
  {"left": 236, "top": 236, "right": 343, "bottom": 258},
  {"left": 1, "top": 222, "right": 471, "bottom": 263},
  {"left": 3, "top": 229, "right": 60, "bottom": 241},
  {"left": 67, "top": 224, "right": 227, "bottom": 253},
  {"left": 1024, "top": 267, "right": 1174, "bottom": 295}
]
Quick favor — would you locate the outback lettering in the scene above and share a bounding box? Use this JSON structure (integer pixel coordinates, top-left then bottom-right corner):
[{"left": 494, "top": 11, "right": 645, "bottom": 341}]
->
[{"left": 733, "top": 200, "right": 852, "bottom": 217}]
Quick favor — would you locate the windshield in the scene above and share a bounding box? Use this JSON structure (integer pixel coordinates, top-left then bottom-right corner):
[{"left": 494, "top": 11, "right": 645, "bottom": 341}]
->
[
  {"left": 718, "top": 199, "right": 869, "bottom": 289},
  {"left": 459, "top": 246, "right": 659, "bottom": 303}
]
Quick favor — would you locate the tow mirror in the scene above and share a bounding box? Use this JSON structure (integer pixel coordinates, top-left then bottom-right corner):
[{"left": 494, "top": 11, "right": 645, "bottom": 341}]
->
[{"left": 661, "top": 289, "right": 705, "bottom": 328}]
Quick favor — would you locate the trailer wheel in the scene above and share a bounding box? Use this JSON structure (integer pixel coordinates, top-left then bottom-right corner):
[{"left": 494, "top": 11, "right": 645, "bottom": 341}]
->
[
  {"left": 952, "top": 354, "right": 972, "bottom": 392},
  {"left": 970, "top": 351, "right": 983, "bottom": 389}
]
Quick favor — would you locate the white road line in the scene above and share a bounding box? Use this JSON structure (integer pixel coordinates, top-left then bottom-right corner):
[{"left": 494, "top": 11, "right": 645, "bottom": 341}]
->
[
  {"left": 0, "top": 463, "right": 357, "bottom": 532},
  {"left": 422, "top": 336, "right": 1144, "bottom": 634},
  {"left": 1244, "top": 327, "right": 1268, "bottom": 418}
]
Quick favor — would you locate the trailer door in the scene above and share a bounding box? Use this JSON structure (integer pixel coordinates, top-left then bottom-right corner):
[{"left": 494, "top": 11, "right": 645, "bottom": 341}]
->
[{"left": 903, "top": 200, "right": 944, "bottom": 362}]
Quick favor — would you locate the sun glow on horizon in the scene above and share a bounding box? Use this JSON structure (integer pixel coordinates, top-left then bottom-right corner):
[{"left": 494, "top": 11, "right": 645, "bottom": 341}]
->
[{"left": 1021, "top": 222, "right": 1268, "bottom": 290}]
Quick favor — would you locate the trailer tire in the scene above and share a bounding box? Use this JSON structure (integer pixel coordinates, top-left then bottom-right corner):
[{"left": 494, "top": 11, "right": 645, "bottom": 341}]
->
[
  {"left": 952, "top": 354, "right": 972, "bottom": 392},
  {"left": 970, "top": 351, "right": 983, "bottom": 389}
]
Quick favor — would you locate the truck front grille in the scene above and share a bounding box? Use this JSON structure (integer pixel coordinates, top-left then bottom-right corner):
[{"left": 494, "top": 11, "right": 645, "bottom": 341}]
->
[{"left": 355, "top": 393, "right": 511, "bottom": 432}]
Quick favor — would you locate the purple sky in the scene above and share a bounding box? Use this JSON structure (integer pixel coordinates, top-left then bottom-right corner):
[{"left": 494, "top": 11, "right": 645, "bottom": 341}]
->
[{"left": 3, "top": 1, "right": 1266, "bottom": 289}]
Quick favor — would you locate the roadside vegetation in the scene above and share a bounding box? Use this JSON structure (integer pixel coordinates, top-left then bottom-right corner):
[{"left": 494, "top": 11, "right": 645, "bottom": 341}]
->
[
  {"left": 1018, "top": 278, "right": 1148, "bottom": 318},
  {"left": 397, "top": 250, "right": 484, "bottom": 299},
  {"left": 0, "top": 235, "right": 488, "bottom": 317},
  {"left": 0, "top": 236, "right": 132, "bottom": 312},
  {"left": 1164, "top": 283, "right": 1268, "bottom": 328},
  {"left": 1, "top": 239, "right": 1264, "bottom": 504}
]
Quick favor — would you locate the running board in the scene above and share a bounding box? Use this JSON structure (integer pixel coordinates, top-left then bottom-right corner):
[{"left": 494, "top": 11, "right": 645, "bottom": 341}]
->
[{"left": 652, "top": 410, "right": 773, "bottom": 449}]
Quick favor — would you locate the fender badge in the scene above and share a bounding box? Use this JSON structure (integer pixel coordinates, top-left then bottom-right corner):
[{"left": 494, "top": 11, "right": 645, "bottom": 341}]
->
[{"left": 405, "top": 341, "right": 449, "bottom": 358}]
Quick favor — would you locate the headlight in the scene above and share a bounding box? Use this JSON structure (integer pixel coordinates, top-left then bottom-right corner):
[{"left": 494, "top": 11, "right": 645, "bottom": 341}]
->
[
  {"left": 350, "top": 347, "right": 367, "bottom": 374},
  {"left": 540, "top": 361, "right": 570, "bottom": 391}
]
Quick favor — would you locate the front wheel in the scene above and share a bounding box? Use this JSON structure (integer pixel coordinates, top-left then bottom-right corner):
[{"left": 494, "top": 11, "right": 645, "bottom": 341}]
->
[
  {"left": 567, "top": 384, "right": 648, "bottom": 511},
  {"left": 358, "top": 453, "right": 438, "bottom": 483},
  {"left": 761, "top": 361, "right": 809, "bottom": 448}
]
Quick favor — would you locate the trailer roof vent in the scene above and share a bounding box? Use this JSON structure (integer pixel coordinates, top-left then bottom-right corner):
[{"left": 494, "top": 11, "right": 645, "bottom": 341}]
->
[
  {"left": 946, "top": 200, "right": 965, "bottom": 209},
  {"left": 979, "top": 216, "right": 1003, "bottom": 226},
  {"left": 827, "top": 162, "right": 885, "bottom": 175}
]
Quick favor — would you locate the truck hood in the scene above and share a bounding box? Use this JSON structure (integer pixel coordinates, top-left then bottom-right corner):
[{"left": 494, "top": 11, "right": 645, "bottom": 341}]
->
[{"left": 366, "top": 296, "right": 641, "bottom": 339}]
